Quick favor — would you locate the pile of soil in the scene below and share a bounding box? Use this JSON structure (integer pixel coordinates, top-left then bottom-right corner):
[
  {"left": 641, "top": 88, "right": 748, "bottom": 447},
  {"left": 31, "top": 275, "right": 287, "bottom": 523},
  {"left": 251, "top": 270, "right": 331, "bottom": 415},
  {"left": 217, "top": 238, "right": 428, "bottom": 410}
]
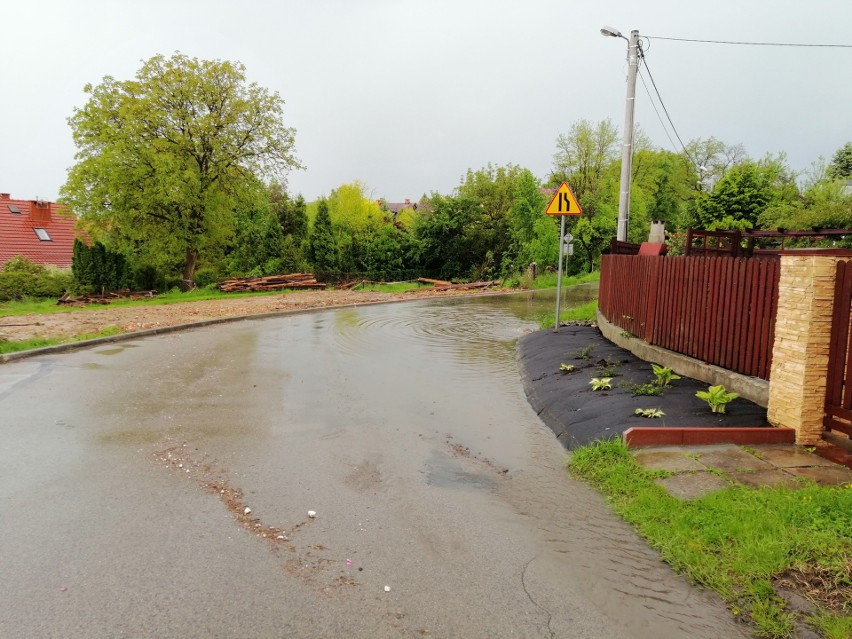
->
[{"left": 518, "top": 324, "right": 770, "bottom": 450}]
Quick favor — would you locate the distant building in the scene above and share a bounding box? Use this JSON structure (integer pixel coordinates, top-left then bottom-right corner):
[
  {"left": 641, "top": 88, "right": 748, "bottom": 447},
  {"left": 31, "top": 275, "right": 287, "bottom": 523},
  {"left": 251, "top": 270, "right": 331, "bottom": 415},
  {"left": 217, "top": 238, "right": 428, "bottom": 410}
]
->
[
  {"left": 0, "top": 193, "right": 81, "bottom": 268},
  {"left": 378, "top": 198, "right": 419, "bottom": 216}
]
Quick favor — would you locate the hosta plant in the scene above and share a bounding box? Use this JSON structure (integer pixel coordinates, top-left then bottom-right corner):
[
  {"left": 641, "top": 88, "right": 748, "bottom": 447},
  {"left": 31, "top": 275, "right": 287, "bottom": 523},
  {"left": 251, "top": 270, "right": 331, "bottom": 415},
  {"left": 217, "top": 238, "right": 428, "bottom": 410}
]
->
[
  {"left": 696, "top": 385, "right": 739, "bottom": 413},
  {"left": 589, "top": 377, "right": 612, "bottom": 391},
  {"left": 560, "top": 363, "right": 575, "bottom": 373},
  {"left": 634, "top": 408, "right": 665, "bottom": 419},
  {"left": 652, "top": 364, "right": 681, "bottom": 387}
]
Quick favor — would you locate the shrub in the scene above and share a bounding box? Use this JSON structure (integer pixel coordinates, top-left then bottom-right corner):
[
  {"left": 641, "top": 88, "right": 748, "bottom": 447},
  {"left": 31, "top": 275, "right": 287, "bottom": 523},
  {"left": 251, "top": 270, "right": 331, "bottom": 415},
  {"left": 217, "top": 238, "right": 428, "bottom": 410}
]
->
[{"left": 0, "top": 259, "right": 73, "bottom": 301}]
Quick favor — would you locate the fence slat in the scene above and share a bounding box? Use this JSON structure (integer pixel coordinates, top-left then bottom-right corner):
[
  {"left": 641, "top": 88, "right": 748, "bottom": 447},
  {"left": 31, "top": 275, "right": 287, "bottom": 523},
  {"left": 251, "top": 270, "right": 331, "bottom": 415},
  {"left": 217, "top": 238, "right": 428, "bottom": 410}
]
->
[{"left": 599, "top": 255, "right": 780, "bottom": 380}]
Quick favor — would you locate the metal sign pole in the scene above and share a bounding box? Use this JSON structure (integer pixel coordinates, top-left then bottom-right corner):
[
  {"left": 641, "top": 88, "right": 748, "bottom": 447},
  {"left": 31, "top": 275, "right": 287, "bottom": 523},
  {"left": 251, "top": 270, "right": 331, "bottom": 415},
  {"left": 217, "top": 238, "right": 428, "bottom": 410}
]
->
[{"left": 554, "top": 215, "right": 566, "bottom": 333}]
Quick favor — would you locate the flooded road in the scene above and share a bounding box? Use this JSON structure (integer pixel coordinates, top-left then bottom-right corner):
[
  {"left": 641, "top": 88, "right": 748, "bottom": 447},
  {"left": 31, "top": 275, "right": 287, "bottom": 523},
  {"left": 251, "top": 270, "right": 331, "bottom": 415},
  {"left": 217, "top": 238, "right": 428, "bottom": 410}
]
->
[{"left": 0, "top": 286, "right": 749, "bottom": 638}]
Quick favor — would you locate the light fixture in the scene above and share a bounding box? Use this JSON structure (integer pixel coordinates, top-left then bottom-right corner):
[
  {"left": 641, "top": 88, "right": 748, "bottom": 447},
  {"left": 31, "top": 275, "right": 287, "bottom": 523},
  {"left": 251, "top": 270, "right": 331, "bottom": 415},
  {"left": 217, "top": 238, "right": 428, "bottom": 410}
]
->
[{"left": 600, "top": 26, "right": 623, "bottom": 39}]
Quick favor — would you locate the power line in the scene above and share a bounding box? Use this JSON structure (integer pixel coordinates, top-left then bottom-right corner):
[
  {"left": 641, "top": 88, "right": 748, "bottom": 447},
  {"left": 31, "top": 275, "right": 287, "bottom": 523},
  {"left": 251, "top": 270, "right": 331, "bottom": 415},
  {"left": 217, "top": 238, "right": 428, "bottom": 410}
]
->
[
  {"left": 637, "top": 47, "right": 698, "bottom": 166},
  {"left": 646, "top": 35, "right": 852, "bottom": 48},
  {"left": 637, "top": 67, "right": 679, "bottom": 153}
]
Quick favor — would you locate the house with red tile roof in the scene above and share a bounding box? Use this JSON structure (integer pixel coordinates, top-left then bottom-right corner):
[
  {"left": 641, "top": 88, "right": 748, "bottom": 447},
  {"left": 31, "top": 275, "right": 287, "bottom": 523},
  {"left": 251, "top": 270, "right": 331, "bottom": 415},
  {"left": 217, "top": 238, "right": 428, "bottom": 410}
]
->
[{"left": 0, "top": 193, "right": 81, "bottom": 269}]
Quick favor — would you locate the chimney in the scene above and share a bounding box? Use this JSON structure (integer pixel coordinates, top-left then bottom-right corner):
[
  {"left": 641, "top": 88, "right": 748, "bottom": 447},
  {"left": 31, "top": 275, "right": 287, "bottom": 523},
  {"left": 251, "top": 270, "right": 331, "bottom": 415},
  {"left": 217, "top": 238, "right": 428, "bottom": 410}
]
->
[
  {"left": 648, "top": 220, "right": 666, "bottom": 244},
  {"left": 404, "top": 198, "right": 411, "bottom": 205},
  {"left": 0, "top": 193, "right": 9, "bottom": 200}
]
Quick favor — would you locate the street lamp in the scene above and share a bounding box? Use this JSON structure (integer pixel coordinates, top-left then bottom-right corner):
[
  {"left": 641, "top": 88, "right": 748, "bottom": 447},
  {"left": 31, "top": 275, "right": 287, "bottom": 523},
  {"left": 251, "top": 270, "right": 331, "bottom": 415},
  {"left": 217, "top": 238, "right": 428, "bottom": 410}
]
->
[{"left": 602, "top": 26, "right": 640, "bottom": 242}]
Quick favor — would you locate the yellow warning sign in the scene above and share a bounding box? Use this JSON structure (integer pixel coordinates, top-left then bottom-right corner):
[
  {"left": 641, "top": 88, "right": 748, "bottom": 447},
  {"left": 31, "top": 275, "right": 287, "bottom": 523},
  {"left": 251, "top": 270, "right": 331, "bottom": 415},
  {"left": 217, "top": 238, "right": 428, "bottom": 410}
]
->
[{"left": 545, "top": 182, "right": 582, "bottom": 216}]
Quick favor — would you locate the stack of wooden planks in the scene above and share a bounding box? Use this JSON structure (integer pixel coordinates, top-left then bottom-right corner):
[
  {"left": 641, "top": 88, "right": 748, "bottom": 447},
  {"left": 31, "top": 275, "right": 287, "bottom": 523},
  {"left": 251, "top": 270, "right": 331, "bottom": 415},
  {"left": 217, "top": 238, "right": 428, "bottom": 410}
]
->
[
  {"left": 56, "top": 290, "right": 157, "bottom": 306},
  {"left": 413, "top": 279, "right": 501, "bottom": 292},
  {"left": 217, "top": 273, "right": 326, "bottom": 292}
]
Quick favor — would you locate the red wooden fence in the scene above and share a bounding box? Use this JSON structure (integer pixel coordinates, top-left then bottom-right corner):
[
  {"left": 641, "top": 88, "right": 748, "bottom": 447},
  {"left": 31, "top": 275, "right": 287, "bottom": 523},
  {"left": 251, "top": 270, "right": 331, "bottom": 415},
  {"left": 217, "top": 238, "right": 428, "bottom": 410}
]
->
[
  {"left": 599, "top": 255, "right": 780, "bottom": 380},
  {"left": 824, "top": 260, "right": 852, "bottom": 437}
]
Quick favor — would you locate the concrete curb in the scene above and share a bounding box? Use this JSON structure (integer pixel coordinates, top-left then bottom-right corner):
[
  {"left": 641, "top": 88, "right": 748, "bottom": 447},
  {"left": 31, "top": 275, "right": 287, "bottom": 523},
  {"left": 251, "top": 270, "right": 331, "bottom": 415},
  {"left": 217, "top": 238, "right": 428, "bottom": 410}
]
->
[{"left": 596, "top": 310, "right": 769, "bottom": 408}]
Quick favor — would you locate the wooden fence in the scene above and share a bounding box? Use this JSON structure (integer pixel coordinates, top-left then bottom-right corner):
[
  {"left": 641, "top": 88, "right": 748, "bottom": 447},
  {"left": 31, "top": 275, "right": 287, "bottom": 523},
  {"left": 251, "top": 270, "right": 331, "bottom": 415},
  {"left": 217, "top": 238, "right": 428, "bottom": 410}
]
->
[{"left": 599, "top": 255, "right": 780, "bottom": 380}]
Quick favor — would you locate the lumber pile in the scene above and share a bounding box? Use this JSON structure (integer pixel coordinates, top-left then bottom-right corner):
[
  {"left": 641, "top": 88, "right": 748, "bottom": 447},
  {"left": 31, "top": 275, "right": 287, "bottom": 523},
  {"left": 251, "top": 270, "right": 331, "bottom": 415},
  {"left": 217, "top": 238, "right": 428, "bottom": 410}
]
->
[
  {"left": 410, "top": 280, "right": 501, "bottom": 292},
  {"left": 217, "top": 273, "right": 325, "bottom": 293},
  {"left": 56, "top": 290, "right": 157, "bottom": 306},
  {"left": 417, "top": 277, "right": 453, "bottom": 287}
]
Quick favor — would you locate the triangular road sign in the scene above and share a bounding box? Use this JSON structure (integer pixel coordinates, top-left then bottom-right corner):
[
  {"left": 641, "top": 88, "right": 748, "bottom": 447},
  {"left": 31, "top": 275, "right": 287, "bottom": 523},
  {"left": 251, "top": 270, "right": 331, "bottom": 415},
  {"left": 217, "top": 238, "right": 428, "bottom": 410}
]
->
[{"left": 545, "top": 182, "right": 582, "bottom": 216}]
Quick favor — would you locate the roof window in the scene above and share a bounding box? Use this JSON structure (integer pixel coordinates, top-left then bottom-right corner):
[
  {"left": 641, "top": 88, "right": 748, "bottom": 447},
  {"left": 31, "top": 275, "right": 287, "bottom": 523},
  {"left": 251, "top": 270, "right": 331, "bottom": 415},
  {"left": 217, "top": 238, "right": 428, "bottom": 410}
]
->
[
  {"left": 34, "top": 228, "right": 52, "bottom": 241},
  {"left": 7, "top": 204, "right": 21, "bottom": 214}
]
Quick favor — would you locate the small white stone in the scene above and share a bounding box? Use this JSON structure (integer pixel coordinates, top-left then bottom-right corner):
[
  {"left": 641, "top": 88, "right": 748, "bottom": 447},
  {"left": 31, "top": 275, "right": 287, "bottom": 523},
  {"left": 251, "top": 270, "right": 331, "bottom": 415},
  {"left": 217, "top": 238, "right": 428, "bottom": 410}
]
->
[
  {"left": 307, "top": 510, "right": 317, "bottom": 518},
  {"left": 244, "top": 507, "right": 251, "bottom": 515},
  {"left": 384, "top": 586, "right": 391, "bottom": 592}
]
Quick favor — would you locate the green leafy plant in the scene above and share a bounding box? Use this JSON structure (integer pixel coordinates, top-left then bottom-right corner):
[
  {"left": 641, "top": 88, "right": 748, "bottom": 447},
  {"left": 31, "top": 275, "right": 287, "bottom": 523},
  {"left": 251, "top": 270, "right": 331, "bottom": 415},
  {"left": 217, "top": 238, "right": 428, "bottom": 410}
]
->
[
  {"left": 559, "top": 363, "right": 575, "bottom": 373},
  {"left": 651, "top": 364, "right": 681, "bottom": 387},
  {"left": 573, "top": 344, "right": 595, "bottom": 360},
  {"left": 590, "top": 377, "right": 612, "bottom": 391},
  {"left": 634, "top": 408, "right": 665, "bottom": 418},
  {"left": 619, "top": 330, "right": 635, "bottom": 338},
  {"left": 631, "top": 383, "right": 664, "bottom": 397},
  {"left": 695, "top": 385, "right": 740, "bottom": 413}
]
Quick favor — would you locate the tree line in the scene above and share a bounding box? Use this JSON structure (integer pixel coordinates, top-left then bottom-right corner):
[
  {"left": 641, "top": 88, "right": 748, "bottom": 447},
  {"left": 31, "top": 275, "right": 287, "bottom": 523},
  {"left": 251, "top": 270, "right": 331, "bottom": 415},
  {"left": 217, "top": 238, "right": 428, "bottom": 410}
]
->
[{"left": 53, "top": 53, "right": 852, "bottom": 292}]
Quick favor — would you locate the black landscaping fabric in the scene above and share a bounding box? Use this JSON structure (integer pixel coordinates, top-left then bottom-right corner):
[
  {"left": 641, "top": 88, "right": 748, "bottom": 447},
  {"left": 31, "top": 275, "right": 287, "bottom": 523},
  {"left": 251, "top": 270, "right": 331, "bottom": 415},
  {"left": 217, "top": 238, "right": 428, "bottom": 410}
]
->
[{"left": 517, "top": 325, "right": 770, "bottom": 450}]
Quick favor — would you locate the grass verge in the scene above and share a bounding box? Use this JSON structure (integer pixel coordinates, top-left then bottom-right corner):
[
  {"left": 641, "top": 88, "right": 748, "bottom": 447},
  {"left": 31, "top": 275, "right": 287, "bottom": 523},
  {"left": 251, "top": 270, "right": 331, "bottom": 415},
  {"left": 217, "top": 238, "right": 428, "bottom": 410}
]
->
[
  {"left": 538, "top": 300, "right": 598, "bottom": 329},
  {"left": 529, "top": 269, "right": 600, "bottom": 290},
  {"left": 0, "top": 325, "right": 123, "bottom": 355},
  {"left": 350, "top": 281, "right": 426, "bottom": 293},
  {"left": 568, "top": 438, "right": 851, "bottom": 639},
  {"left": 0, "top": 287, "right": 290, "bottom": 317}
]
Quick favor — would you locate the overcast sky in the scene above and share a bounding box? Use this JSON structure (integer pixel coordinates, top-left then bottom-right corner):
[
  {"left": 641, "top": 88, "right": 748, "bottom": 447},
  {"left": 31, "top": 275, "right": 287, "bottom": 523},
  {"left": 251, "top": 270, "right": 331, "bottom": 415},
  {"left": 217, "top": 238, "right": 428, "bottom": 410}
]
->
[{"left": 3, "top": 0, "right": 851, "bottom": 203}]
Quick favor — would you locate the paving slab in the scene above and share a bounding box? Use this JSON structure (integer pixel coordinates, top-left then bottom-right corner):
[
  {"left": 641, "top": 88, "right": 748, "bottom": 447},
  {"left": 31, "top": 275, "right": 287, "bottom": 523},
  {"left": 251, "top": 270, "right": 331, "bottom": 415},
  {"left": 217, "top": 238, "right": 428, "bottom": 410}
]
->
[
  {"left": 729, "top": 469, "right": 800, "bottom": 489},
  {"left": 784, "top": 466, "right": 852, "bottom": 485},
  {"left": 632, "top": 450, "right": 706, "bottom": 473},
  {"left": 695, "top": 448, "right": 772, "bottom": 473},
  {"left": 753, "top": 445, "right": 841, "bottom": 468},
  {"left": 654, "top": 472, "right": 730, "bottom": 500}
]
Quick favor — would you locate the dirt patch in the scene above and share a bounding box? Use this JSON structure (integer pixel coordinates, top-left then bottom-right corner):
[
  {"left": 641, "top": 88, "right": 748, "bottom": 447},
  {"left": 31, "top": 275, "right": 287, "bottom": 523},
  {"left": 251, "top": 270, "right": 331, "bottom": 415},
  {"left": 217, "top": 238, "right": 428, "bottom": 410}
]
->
[
  {"left": 774, "top": 562, "right": 852, "bottom": 615},
  {"left": 0, "top": 287, "right": 508, "bottom": 343}
]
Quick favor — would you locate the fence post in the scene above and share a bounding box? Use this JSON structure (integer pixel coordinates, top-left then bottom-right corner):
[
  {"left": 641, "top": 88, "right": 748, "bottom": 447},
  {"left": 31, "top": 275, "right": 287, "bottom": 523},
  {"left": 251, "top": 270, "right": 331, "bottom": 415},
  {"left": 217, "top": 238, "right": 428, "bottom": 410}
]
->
[{"left": 767, "top": 255, "right": 847, "bottom": 444}]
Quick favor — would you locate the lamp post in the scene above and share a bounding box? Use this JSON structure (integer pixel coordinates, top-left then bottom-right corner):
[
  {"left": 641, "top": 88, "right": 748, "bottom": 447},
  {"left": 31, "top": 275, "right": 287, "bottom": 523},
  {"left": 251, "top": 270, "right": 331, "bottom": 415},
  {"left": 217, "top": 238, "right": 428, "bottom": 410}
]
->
[{"left": 601, "top": 26, "right": 640, "bottom": 242}]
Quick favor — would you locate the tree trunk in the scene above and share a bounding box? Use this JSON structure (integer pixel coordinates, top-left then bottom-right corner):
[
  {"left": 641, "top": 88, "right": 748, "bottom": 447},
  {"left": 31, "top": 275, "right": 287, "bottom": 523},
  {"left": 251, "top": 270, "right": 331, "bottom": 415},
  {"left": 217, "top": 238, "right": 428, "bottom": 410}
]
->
[{"left": 181, "top": 248, "right": 199, "bottom": 291}]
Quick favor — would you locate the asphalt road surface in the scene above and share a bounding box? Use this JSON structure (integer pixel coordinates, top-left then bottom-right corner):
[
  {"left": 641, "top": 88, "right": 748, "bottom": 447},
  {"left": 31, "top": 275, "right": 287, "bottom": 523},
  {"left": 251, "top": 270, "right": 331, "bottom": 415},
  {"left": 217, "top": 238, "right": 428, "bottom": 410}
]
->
[{"left": 0, "top": 293, "right": 751, "bottom": 638}]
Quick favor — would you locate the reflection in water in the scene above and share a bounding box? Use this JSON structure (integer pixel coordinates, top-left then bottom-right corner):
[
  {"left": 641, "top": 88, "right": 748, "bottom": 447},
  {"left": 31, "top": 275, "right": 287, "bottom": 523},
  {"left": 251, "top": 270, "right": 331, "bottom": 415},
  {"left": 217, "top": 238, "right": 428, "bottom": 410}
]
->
[{"left": 331, "top": 284, "right": 598, "bottom": 379}]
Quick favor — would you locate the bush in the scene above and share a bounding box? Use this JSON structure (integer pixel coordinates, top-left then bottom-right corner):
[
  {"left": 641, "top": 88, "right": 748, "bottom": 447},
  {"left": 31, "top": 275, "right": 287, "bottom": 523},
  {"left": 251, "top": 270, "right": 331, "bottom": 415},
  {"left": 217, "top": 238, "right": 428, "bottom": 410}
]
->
[
  {"left": 72, "top": 240, "right": 131, "bottom": 291},
  {"left": 193, "top": 268, "right": 220, "bottom": 288},
  {"left": 0, "top": 260, "right": 73, "bottom": 301},
  {"left": 2, "top": 256, "right": 46, "bottom": 275}
]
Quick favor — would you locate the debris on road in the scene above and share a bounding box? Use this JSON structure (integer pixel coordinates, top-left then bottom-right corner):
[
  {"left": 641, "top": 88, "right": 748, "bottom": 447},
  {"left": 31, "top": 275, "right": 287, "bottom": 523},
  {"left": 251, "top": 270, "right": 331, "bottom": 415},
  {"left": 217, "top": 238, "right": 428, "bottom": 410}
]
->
[{"left": 307, "top": 510, "right": 317, "bottom": 518}]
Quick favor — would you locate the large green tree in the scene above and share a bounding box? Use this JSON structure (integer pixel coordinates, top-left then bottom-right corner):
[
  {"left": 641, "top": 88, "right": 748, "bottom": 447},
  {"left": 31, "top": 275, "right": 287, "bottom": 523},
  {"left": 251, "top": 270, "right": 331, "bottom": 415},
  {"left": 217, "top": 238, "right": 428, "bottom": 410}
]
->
[
  {"left": 550, "top": 119, "right": 619, "bottom": 200},
  {"left": 61, "top": 53, "right": 300, "bottom": 289},
  {"left": 827, "top": 142, "right": 852, "bottom": 180}
]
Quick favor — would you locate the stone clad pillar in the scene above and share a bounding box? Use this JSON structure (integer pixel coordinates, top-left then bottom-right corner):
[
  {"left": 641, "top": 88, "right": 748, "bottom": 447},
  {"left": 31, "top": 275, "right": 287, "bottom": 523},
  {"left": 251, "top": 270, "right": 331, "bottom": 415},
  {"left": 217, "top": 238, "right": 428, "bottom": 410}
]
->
[{"left": 767, "top": 254, "right": 850, "bottom": 444}]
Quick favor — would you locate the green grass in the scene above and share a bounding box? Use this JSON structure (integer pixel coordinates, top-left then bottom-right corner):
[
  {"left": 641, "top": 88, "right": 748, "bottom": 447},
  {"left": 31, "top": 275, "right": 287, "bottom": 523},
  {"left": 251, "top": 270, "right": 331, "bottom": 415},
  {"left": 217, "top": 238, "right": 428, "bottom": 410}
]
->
[
  {"left": 0, "top": 325, "right": 124, "bottom": 355},
  {"left": 531, "top": 269, "right": 600, "bottom": 290},
  {"left": 538, "top": 300, "right": 598, "bottom": 329},
  {"left": 0, "top": 287, "right": 291, "bottom": 317},
  {"left": 350, "top": 281, "right": 425, "bottom": 293},
  {"left": 568, "top": 438, "right": 852, "bottom": 638}
]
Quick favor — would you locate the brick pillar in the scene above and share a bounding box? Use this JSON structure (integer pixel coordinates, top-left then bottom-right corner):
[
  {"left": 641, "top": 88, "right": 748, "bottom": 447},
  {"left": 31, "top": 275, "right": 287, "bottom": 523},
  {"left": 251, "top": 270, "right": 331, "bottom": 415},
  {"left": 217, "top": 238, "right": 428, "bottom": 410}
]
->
[{"left": 767, "top": 255, "right": 846, "bottom": 444}]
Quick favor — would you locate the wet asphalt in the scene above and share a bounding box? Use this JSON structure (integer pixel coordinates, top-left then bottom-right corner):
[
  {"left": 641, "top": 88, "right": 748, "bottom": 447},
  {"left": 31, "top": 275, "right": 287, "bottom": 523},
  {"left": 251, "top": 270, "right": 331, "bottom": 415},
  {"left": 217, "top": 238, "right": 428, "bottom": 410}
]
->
[{"left": 0, "top": 291, "right": 752, "bottom": 638}]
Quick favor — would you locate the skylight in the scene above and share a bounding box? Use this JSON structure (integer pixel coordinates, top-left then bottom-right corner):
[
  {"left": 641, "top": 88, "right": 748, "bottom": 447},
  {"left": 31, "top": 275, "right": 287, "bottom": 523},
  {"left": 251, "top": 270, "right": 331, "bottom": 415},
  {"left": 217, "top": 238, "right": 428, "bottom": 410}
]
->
[
  {"left": 7, "top": 204, "right": 20, "bottom": 214},
  {"left": 34, "top": 228, "right": 52, "bottom": 241}
]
